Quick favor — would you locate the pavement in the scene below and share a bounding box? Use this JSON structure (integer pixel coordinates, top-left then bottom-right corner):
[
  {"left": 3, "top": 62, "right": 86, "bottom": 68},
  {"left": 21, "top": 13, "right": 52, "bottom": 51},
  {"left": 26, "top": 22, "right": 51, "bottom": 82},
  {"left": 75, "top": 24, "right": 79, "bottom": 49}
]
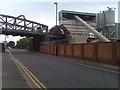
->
[{"left": 2, "top": 50, "right": 30, "bottom": 88}]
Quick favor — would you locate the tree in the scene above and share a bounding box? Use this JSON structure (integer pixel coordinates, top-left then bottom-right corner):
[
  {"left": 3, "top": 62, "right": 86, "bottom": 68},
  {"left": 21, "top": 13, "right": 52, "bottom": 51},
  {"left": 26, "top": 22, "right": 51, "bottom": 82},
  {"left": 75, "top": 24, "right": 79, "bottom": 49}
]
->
[
  {"left": 7, "top": 41, "right": 15, "bottom": 48},
  {"left": 16, "top": 38, "right": 29, "bottom": 49}
]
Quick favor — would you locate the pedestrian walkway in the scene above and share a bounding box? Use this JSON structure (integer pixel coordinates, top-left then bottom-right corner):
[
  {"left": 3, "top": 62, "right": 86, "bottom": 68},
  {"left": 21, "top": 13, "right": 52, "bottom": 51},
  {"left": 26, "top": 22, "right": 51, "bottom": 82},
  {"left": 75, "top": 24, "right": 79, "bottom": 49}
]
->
[{"left": 2, "top": 52, "right": 29, "bottom": 88}]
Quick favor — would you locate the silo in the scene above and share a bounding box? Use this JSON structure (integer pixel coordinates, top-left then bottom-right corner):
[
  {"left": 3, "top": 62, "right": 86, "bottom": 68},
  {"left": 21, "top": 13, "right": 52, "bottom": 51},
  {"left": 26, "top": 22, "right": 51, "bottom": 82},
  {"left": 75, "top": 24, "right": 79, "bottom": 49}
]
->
[
  {"left": 101, "top": 11, "right": 106, "bottom": 28},
  {"left": 99, "top": 12, "right": 102, "bottom": 28},
  {"left": 96, "top": 13, "right": 100, "bottom": 29},
  {"left": 99, "top": 12, "right": 105, "bottom": 28},
  {"left": 105, "top": 8, "right": 115, "bottom": 26}
]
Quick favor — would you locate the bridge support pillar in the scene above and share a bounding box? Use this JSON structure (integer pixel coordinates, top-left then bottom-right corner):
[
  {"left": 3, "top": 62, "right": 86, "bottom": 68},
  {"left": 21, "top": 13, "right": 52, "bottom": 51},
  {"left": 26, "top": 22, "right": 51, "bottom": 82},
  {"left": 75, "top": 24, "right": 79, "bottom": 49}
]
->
[{"left": 32, "top": 35, "right": 44, "bottom": 52}]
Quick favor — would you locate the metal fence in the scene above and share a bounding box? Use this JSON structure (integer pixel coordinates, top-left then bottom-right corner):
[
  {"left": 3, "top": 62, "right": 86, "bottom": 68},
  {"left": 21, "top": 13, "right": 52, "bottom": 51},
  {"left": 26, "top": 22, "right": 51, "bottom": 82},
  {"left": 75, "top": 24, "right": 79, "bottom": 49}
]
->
[{"left": 40, "top": 42, "right": 120, "bottom": 66}]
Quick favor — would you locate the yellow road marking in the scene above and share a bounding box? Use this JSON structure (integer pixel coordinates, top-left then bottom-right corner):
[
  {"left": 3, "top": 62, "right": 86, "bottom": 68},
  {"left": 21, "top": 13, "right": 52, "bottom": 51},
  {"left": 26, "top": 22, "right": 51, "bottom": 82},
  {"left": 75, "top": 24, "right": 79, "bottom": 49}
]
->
[
  {"left": 8, "top": 50, "right": 47, "bottom": 90},
  {"left": 16, "top": 59, "right": 47, "bottom": 89},
  {"left": 15, "top": 59, "right": 42, "bottom": 89}
]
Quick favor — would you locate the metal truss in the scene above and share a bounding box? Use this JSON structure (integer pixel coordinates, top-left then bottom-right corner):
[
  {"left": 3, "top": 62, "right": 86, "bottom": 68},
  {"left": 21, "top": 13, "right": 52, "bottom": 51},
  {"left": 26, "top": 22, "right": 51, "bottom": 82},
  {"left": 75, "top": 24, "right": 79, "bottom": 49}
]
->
[{"left": 0, "top": 14, "right": 48, "bottom": 36}]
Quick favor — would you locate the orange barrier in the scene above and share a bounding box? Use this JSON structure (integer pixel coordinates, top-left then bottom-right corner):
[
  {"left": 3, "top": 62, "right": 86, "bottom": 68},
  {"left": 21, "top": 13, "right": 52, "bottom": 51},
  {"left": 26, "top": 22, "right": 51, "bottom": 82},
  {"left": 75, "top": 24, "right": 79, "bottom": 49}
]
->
[
  {"left": 40, "top": 42, "right": 119, "bottom": 66},
  {"left": 65, "top": 44, "right": 73, "bottom": 58},
  {"left": 73, "top": 44, "right": 83, "bottom": 59},
  {"left": 97, "top": 43, "right": 116, "bottom": 65},
  {"left": 83, "top": 43, "right": 97, "bottom": 62},
  {"left": 57, "top": 44, "right": 65, "bottom": 57}
]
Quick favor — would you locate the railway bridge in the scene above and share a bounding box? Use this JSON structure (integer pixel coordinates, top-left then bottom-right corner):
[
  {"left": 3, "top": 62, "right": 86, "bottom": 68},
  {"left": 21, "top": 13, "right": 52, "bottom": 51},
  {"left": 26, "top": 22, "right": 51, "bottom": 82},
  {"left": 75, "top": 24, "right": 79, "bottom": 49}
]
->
[{"left": 0, "top": 14, "right": 48, "bottom": 51}]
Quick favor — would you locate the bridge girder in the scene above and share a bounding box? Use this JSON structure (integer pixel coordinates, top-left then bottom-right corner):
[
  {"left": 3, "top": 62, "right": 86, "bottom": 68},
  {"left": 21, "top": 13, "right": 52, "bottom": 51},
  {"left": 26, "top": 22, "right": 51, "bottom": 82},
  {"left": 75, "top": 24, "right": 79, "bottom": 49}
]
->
[{"left": 0, "top": 14, "right": 48, "bottom": 37}]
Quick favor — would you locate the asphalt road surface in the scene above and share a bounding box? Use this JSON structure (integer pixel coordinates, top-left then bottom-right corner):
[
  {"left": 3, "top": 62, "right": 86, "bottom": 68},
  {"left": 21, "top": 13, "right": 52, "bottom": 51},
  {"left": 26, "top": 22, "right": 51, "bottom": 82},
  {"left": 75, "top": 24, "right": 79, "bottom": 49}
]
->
[{"left": 9, "top": 49, "right": 118, "bottom": 88}]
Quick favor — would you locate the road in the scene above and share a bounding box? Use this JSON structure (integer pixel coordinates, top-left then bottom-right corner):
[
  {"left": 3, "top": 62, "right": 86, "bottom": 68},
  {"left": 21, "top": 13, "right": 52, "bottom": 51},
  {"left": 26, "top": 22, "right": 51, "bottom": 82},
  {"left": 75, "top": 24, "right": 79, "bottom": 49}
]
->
[{"left": 5, "top": 49, "right": 119, "bottom": 88}]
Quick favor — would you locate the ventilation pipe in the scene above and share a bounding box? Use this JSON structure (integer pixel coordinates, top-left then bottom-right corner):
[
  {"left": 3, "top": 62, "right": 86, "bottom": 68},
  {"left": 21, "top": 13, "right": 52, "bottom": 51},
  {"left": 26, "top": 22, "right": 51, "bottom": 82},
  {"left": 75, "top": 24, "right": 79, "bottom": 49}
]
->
[{"left": 74, "top": 15, "right": 110, "bottom": 42}]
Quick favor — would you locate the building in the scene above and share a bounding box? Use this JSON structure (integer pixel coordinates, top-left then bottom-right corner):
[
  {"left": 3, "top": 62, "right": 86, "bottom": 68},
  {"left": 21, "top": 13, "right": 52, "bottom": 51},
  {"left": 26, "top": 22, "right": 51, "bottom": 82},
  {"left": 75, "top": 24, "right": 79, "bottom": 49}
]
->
[{"left": 59, "top": 10, "right": 96, "bottom": 44}]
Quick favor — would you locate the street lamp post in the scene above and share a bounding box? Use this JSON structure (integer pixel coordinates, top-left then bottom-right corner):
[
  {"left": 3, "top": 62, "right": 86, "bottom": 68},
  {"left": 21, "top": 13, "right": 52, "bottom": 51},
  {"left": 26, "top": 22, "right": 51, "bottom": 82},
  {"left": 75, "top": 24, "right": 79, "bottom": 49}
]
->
[{"left": 54, "top": 2, "right": 58, "bottom": 26}]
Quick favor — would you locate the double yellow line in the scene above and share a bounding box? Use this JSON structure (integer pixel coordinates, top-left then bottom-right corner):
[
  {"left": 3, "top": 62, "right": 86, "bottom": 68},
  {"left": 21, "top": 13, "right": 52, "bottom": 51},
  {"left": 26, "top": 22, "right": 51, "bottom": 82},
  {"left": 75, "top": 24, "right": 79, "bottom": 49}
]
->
[
  {"left": 8, "top": 50, "right": 47, "bottom": 90},
  {"left": 15, "top": 58, "right": 47, "bottom": 90}
]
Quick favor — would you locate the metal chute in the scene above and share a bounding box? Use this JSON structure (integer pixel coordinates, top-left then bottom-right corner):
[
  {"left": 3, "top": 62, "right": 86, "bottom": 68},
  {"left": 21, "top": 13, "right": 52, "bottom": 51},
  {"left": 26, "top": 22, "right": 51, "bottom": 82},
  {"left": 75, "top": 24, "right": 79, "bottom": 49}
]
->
[{"left": 74, "top": 15, "right": 110, "bottom": 42}]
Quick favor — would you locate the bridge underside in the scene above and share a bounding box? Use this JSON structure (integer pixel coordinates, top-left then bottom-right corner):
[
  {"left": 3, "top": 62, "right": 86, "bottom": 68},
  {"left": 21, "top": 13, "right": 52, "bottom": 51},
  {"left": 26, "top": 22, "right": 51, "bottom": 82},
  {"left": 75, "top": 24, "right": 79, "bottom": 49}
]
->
[
  {"left": 1, "top": 28, "right": 44, "bottom": 37},
  {"left": 0, "top": 28, "right": 45, "bottom": 52}
]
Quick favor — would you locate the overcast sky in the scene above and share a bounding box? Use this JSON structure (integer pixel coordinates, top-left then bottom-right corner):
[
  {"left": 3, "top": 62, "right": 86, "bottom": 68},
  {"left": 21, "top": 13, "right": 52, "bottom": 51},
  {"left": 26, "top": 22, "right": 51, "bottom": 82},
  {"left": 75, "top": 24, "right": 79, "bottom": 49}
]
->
[{"left": 0, "top": 0, "right": 119, "bottom": 43}]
